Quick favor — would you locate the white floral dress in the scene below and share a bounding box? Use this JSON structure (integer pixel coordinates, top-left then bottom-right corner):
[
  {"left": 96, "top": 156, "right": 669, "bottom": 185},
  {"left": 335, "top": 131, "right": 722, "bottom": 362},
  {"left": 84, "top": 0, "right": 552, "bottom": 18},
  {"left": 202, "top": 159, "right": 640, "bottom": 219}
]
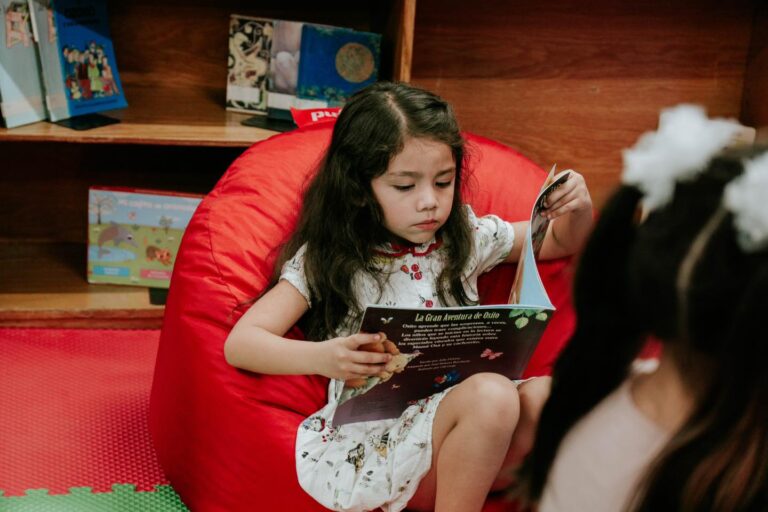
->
[{"left": 282, "top": 206, "right": 515, "bottom": 512}]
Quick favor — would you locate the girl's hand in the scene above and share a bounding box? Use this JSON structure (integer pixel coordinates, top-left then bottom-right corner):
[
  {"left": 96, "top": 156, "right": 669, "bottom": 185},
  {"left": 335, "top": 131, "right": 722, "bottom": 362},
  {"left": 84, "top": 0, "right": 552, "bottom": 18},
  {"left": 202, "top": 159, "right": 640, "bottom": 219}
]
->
[
  {"left": 541, "top": 170, "right": 592, "bottom": 220},
  {"left": 317, "top": 332, "right": 393, "bottom": 380}
]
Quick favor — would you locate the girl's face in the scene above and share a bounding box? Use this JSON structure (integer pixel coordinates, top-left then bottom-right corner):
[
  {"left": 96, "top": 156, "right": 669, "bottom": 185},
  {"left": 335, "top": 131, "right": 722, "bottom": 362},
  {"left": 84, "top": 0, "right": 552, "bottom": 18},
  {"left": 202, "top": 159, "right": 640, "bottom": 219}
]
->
[{"left": 371, "top": 137, "right": 456, "bottom": 245}]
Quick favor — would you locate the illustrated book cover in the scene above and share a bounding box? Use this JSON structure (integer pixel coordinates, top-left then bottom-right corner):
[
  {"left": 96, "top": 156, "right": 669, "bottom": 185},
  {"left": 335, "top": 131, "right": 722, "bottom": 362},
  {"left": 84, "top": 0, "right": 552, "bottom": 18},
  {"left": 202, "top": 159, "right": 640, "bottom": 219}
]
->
[
  {"left": 296, "top": 24, "right": 380, "bottom": 106},
  {"left": 226, "top": 14, "right": 272, "bottom": 115},
  {"left": 266, "top": 19, "right": 327, "bottom": 120},
  {"left": 333, "top": 167, "right": 570, "bottom": 426},
  {"left": 0, "top": 0, "right": 47, "bottom": 127},
  {"left": 28, "top": 0, "right": 127, "bottom": 122},
  {"left": 87, "top": 187, "right": 202, "bottom": 289}
]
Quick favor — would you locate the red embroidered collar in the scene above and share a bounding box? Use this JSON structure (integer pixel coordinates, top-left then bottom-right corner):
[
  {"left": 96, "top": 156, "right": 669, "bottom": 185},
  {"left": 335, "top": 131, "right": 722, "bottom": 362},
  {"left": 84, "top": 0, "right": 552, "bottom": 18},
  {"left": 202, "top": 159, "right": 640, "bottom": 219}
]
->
[{"left": 374, "top": 237, "right": 443, "bottom": 258}]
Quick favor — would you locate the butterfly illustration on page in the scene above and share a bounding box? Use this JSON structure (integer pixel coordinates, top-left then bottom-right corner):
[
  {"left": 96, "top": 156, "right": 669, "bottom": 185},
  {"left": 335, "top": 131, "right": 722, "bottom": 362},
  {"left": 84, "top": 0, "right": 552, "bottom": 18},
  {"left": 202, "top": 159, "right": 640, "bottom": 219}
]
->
[
  {"left": 481, "top": 348, "right": 504, "bottom": 360},
  {"left": 381, "top": 317, "right": 393, "bottom": 324},
  {"left": 433, "top": 369, "right": 460, "bottom": 389}
]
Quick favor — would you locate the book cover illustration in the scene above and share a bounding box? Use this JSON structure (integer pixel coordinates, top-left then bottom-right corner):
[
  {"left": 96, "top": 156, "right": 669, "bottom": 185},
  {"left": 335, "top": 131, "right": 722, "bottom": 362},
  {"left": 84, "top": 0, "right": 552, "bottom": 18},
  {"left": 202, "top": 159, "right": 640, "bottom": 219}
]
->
[
  {"left": 333, "top": 304, "right": 551, "bottom": 426},
  {"left": 227, "top": 14, "right": 272, "bottom": 115},
  {"left": 296, "top": 24, "right": 381, "bottom": 106},
  {"left": 0, "top": 0, "right": 47, "bottom": 127},
  {"left": 87, "top": 187, "right": 202, "bottom": 289},
  {"left": 266, "top": 19, "right": 327, "bottom": 120},
  {"left": 333, "top": 171, "right": 567, "bottom": 425},
  {"left": 29, "top": 0, "right": 127, "bottom": 121}
]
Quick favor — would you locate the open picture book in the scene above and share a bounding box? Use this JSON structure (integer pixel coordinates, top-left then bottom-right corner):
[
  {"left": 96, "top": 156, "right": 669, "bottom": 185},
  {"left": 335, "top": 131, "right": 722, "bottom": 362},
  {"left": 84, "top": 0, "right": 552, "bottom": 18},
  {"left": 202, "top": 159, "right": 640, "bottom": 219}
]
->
[{"left": 333, "top": 166, "right": 570, "bottom": 425}]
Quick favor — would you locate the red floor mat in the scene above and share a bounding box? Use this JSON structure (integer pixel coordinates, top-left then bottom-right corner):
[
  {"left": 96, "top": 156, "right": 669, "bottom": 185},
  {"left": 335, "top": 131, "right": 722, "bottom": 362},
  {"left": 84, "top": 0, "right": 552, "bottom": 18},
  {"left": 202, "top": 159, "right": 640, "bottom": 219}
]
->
[{"left": 0, "top": 328, "right": 168, "bottom": 496}]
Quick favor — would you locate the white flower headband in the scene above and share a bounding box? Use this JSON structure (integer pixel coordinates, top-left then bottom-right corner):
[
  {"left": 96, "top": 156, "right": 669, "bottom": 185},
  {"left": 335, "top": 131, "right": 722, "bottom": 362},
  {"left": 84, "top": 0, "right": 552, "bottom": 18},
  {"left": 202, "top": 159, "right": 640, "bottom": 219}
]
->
[
  {"left": 724, "top": 152, "right": 768, "bottom": 252},
  {"left": 621, "top": 104, "right": 768, "bottom": 252},
  {"left": 621, "top": 104, "right": 741, "bottom": 211}
]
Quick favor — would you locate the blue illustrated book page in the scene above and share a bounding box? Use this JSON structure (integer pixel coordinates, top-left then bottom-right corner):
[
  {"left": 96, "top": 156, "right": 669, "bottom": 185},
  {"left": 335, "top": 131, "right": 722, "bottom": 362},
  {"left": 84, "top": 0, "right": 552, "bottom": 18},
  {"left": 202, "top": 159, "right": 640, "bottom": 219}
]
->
[
  {"left": 296, "top": 24, "right": 380, "bottom": 106},
  {"left": 29, "top": 0, "right": 126, "bottom": 121},
  {"left": 508, "top": 165, "right": 570, "bottom": 308},
  {"left": 0, "top": 0, "right": 47, "bottom": 127}
]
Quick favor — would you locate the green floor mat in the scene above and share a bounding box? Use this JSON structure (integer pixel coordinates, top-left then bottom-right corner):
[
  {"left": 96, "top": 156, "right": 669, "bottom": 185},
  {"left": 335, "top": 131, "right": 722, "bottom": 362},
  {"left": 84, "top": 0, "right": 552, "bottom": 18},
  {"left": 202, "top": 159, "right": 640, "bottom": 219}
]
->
[{"left": 0, "top": 484, "right": 189, "bottom": 511}]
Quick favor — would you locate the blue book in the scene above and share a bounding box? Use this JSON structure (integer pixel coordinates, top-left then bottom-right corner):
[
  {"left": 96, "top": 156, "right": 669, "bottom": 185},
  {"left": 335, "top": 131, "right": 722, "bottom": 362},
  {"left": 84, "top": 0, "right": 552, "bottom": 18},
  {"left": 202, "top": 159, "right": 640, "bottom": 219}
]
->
[
  {"left": 29, "top": 0, "right": 126, "bottom": 121},
  {"left": 296, "top": 24, "right": 381, "bottom": 106},
  {"left": 0, "top": 0, "right": 47, "bottom": 127}
]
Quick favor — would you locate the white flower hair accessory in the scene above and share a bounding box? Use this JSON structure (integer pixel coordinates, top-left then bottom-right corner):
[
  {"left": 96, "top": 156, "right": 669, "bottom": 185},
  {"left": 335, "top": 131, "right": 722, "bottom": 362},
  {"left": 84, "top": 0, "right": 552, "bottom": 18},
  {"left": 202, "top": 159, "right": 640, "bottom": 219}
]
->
[
  {"left": 724, "top": 152, "right": 768, "bottom": 252},
  {"left": 621, "top": 104, "right": 742, "bottom": 212}
]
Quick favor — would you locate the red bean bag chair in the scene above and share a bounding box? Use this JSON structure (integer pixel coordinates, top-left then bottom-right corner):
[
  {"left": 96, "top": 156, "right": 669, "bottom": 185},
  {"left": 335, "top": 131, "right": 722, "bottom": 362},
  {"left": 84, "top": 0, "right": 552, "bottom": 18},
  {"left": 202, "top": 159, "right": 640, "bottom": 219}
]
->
[{"left": 149, "top": 124, "right": 575, "bottom": 511}]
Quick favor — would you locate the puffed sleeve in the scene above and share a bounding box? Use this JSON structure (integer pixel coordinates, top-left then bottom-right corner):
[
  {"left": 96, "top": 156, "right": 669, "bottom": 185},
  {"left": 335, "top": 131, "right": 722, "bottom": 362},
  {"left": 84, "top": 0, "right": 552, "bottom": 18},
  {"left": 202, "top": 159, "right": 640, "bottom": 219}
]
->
[
  {"left": 279, "top": 243, "right": 312, "bottom": 307},
  {"left": 467, "top": 205, "right": 515, "bottom": 275}
]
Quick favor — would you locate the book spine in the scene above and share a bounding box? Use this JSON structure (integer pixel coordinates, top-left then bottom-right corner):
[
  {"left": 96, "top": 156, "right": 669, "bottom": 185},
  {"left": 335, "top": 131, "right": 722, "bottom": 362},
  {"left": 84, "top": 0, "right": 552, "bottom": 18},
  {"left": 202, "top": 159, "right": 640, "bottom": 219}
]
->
[{"left": 28, "top": 0, "right": 69, "bottom": 121}]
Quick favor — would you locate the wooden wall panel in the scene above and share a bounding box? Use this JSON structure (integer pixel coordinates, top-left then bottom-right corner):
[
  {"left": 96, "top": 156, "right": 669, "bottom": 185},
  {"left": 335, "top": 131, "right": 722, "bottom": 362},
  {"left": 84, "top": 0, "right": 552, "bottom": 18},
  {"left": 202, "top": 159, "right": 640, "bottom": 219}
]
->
[
  {"left": 742, "top": 4, "right": 768, "bottom": 143},
  {"left": 411, "top": 0, "right": 757, "bottom": 208}
]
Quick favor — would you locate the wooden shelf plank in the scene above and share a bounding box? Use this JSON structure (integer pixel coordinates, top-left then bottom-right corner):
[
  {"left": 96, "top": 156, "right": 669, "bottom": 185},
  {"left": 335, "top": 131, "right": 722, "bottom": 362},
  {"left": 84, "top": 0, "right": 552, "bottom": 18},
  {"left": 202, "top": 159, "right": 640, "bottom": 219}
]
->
[
  {"left": 0, "top": 241, "right": 164, "bottom": 328},
  {"left": 0, "top": 84, "right": 279, "bottom": 147}
]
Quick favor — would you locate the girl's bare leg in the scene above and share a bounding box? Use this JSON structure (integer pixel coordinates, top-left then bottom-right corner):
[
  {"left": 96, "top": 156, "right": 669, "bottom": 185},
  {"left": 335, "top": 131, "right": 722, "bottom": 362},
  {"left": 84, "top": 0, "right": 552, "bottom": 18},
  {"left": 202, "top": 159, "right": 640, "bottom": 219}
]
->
[
  {"left": 491, "top": 376, "right": 552, "bottom": 491},
  {"left": 407, "top": 373, "right": 521, "bottom": 512}
]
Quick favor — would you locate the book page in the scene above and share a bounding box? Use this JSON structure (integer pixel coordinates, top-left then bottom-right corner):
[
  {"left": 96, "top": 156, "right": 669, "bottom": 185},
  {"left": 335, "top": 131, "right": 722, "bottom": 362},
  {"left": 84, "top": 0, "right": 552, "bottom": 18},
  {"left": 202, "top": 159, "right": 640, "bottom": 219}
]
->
[
  {"left": 508, "top": 165, "right": 569, "bottom": 306},
  {"left": 333, "top": 304, "right": 552, "bottom": 425}
]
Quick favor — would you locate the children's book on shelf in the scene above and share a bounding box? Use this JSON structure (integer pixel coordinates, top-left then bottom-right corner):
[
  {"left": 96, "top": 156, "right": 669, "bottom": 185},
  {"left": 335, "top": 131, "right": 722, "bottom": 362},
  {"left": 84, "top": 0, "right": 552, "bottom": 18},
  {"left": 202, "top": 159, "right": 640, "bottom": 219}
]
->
[
  {"left": 227, "top": 14, "right": 272, "bottom": 115},
  {"left": 87, "top": 187, "right": 203, "bottom": 289},
  {"left": 28, "top": 0, "right": 127, "bottom": 122},
  {"left": 266, "top": 19, "right": 326, "bottom": 120},
  {"left": 333, "top": 167, "right": 570, "bottom": 426},
  {"left": 296, "top": 24, "right": 381, "bottom": 106},
  {"left": 0, "top": 0, "right": 47, "bottom": 127}
]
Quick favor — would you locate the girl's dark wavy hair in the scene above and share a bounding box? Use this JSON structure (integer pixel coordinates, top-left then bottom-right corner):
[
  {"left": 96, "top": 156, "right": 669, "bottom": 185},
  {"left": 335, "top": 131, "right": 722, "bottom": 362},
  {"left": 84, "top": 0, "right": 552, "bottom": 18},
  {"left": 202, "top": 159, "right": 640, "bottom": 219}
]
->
[
  {"left": 517, "top": 147, "right": 768, "bottom": 511},
  {"left": 277, "top": 81, "right": 473, "bottom": 340}
]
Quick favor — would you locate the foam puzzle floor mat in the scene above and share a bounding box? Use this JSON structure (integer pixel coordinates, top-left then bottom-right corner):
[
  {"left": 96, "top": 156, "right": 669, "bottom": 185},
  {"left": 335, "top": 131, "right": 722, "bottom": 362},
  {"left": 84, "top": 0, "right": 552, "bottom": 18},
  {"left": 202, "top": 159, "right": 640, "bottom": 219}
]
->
[
  {"left": 0, "top": 327, "right": 524, "bottom": 512},
  {"left": 0, "top": 328, "right": 188, "bottom": 510},
  {"left": 0, "top": 485, "right": 186, "bottom": 511}
]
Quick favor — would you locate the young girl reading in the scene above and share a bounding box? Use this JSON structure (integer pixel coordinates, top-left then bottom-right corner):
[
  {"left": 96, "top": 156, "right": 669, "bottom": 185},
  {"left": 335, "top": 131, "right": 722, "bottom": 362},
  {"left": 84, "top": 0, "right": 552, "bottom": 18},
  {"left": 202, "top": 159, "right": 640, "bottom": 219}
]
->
[
  {"left": 224, "top": 81, "right": 594, "bottom": 512},
  {"left": 517, "top": 105, "right": 768, "bottom": 511}
]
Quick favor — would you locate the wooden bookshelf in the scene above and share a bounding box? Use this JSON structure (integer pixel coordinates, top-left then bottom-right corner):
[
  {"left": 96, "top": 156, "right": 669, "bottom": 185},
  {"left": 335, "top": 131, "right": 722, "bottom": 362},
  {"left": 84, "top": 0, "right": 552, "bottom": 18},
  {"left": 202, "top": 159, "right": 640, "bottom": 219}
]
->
[{"left": 0, "top": 0, "right": 416, "bottom": 328}]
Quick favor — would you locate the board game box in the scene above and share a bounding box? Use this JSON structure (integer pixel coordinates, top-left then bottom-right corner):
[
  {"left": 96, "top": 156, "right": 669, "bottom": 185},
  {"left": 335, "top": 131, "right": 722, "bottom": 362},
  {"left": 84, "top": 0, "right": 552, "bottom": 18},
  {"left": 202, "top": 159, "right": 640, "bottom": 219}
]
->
[{"left": 87, "top": 186, "right": 202, "bottom": 288}]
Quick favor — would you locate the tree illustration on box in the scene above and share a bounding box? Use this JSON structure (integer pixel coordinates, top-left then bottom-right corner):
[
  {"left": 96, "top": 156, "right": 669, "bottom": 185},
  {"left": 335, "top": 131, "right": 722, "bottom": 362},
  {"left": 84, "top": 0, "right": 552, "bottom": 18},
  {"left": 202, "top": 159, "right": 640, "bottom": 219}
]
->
[
  {"left": 159, "top": 215, "right": 173, "bottom": 233},
  {"left": 89, "top": 193, "right": 116, "bottom": 225}
]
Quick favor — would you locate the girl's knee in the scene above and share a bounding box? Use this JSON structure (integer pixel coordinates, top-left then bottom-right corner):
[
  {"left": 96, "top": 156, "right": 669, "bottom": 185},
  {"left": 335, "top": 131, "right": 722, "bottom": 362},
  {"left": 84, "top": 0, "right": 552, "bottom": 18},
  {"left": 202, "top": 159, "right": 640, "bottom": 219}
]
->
[{"left": 459, "top": 373, "right": 521, "bottom": 424}]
